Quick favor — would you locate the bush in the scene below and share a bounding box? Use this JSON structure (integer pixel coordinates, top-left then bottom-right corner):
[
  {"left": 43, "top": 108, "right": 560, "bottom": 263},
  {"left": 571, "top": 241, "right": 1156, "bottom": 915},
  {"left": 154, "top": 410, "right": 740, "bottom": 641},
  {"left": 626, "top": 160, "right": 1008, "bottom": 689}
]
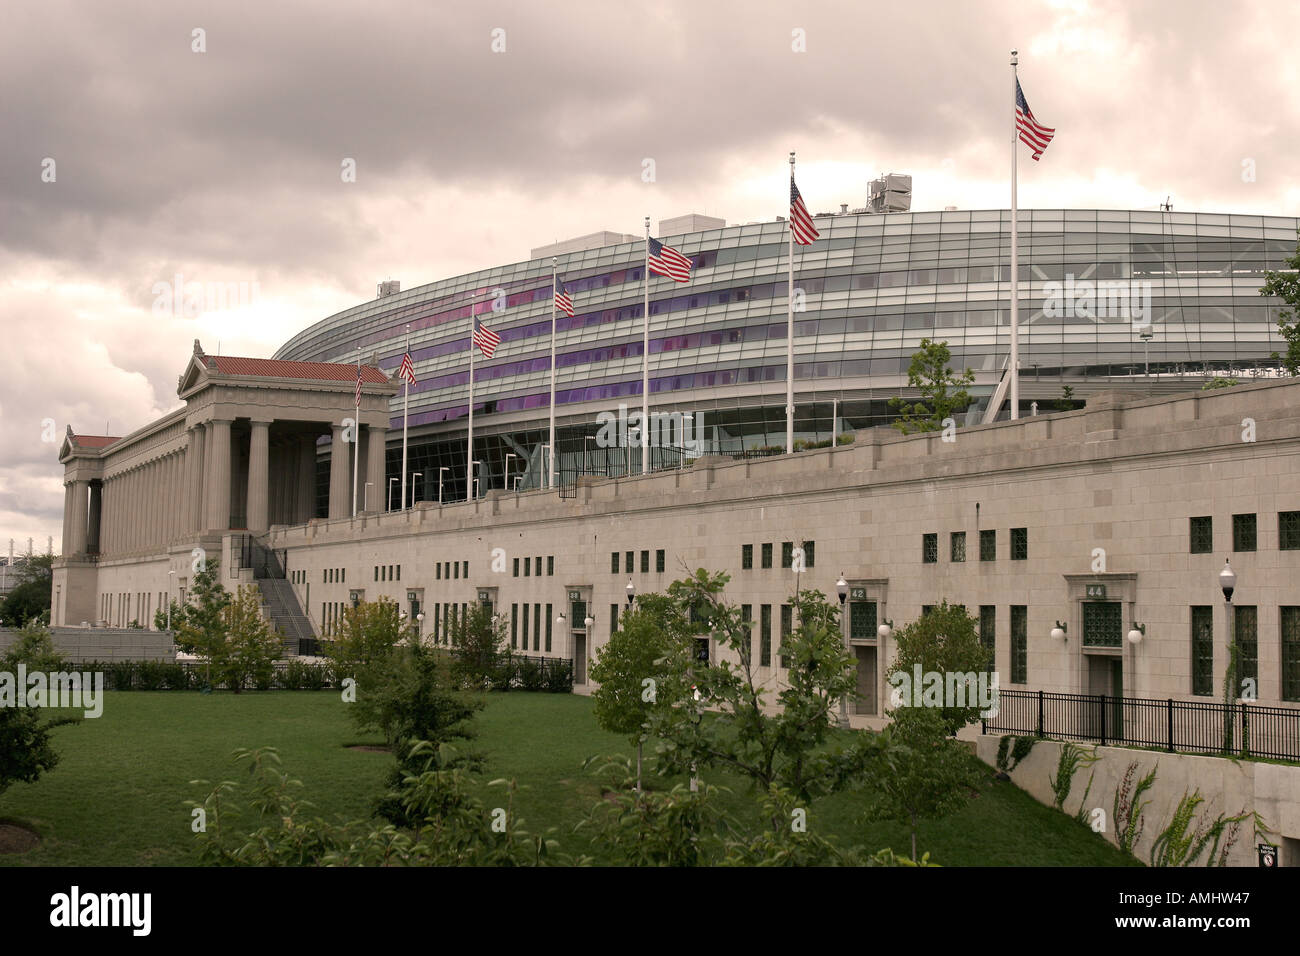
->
[
  {"left": 279, "top": 658, "right": 330, "bottom": 690},
  {"left": 106, "top": 660, "right": 137, "bottom": 690},
  {"left": 542, "top": 659, "right": 574, "bottom": 693},
  {"left": 517, "top": 657, "right": 546, "bottom": 692}
]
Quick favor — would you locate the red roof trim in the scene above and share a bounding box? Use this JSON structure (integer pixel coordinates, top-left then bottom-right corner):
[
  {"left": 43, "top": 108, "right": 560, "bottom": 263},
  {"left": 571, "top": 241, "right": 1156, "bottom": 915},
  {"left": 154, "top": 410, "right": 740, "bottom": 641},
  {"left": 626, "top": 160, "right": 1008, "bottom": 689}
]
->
[{"left": 208, "top": 355, "right": 390, "bottom": 384}]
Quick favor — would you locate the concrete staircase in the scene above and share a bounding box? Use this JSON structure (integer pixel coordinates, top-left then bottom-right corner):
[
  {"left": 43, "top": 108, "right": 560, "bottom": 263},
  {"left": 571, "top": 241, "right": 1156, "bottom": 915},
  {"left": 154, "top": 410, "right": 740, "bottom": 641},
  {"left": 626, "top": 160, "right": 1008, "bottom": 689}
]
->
[{"left": 257, "top": 577, "right": 316, "bottom": 655}]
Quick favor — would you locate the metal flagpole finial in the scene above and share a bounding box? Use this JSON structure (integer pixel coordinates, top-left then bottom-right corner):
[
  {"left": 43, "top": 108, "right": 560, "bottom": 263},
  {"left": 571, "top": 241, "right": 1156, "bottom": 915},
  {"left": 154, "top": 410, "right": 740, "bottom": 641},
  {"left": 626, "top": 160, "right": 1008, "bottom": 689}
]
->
[
  {"left": 1011, "top": 49, "right": 1018, "bottom": 64},
  {"left": 789, "top": 151, "right": 795, "bottom": 165}
]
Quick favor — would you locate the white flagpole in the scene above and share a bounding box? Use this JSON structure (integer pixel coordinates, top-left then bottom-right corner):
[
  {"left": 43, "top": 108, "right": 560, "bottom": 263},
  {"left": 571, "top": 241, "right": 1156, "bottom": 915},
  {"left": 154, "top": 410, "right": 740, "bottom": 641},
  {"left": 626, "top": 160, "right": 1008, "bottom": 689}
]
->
[
  {"left": 1010, "top": 49, "right": 1020, "bottom": 421},
  {"left": 787, "top": 151, "right": 796, "bottom": 454},
  {"left": 549, "top": 257, "right": 557, "bottom": 489},
  {"left": 401, "top": 324, "right": 409, "bottom": 511},
  {"left": 352, "top": 346, "right": 360, "bottom": 517},
  {"left": 642, "top": 216, "right": 650, "bottom": 475},
  {"left": 468, "top": 311, "right": 475, "bottom": 503}
]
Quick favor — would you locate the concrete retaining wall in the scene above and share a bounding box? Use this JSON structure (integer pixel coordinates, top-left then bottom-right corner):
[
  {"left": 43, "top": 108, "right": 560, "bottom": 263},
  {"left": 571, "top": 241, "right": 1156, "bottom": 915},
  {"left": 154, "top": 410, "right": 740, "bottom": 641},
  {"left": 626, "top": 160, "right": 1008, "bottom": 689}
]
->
[{"left": 0, "top": 626, "right": 175, "bottom": 662}]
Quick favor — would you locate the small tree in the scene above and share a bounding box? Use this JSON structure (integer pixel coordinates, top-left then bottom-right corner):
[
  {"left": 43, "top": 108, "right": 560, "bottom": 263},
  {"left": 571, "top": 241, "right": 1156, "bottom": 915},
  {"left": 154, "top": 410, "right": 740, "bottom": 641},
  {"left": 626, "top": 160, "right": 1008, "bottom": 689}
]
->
[
  {"left": 0, "top": 623, "right": 75, "bottom": 799},
  {"left": 1, "top": 554, "right": 54, "bottom": 626},
  {"left": 589, "top": 593, "right": 691, "bottom": 791},
  {"left": 1053, "top": 384, "right": 1076, "bottom": 411},
  {"left": 173, "top": 559, "right": 231, "bottom": 656},
  {"left": 888, "top": 338, "right": 975, "bottom": 435},
  {"left": 1202, "top": 376, "right": 1239, "bottom": 390},
  {"left": 886, "top": 600, "right": 992, "bottom": 736},
  {"left": 327, "top": 597, "right": 409, "bottom": 684},
  {"left": 448, "top": 603, "right": 508, "bottom": 690},
  {"left": 862, "top": 706, "right": 983, "bottom": 861},
  {"left": 1260, "top": 230, "right": 1300, "bottom": 376},
  {"left": 214, "top": 586, "right": 283, "bottom": 692}
]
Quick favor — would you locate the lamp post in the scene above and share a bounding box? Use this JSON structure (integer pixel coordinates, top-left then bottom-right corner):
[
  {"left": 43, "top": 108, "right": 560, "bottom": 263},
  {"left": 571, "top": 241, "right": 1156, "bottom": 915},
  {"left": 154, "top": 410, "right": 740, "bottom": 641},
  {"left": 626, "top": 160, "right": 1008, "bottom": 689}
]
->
[
  {"left": 514, "top": 475, "right": 523, "bottom": 492},
  {"left": 1140, "top": 328, "right": 1154, "bottom": 396},
  {"left": 626, "top": 579, "right": 636, "bottom": 606},
  {"left": 583, "top": 435, "right": 596, "bottom": 476},
  {"left": 680, "top": 414, "right": 693, "bottom": 470},
  {"left": 471, "top": 460, "right": 482, "bottom": 500},
  {"left": 364, "top": 481, "right": 373, "bottom": 512},
  {"left": 505, "top": 453, "right": 517, "bottom": 490},
  {"left": 438, "top": 466, "right": 448, "bottom": 505},
  {"left": 411, "top": 473, "right": 422, "bottom": 508},
  {"left": 167, "top": 570, "right": 176, "bottom": 633},
  {"left": 539, "top": 443, "right": 550, "bottom": 489},
  {"left": 1221, "top": 559, "right": 1237, "bottom": 702},
  {"left": 387, "top": 477, "right": 398, "bottom": 512}
]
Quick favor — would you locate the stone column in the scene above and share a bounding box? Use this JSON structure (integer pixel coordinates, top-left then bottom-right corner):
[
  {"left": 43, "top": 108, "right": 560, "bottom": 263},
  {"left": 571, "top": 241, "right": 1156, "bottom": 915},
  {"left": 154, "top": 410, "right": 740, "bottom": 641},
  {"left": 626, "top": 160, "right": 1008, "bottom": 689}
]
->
[
  {"left": 365, "top": 425, "right": 387, "bottom": 513},
  {"left": 186, "top": 425, "right": 206, "bottom": 533},
  {"left": 61, "top": 483, "right": 74, "bottom": 554},
  {"left": 87, "top": 481, "right": 102, "bottom": 554},
  {"left": 247, "top": 420, "right": 271, "bottom": 533},
  {"left": 98, "top": 480, "right": 111, "bottom": 555},
  {"left": 70, "top": 479, "right": 89, "bottom": 553},
  {"left": 298, "top": 435, "right": 317, "bottom": 522},
  {"left": 328, "top": 424, "right": 350, "bottom": 519},
  {"left": 206, "top": 419, "right": 233, "bottom": 531}
]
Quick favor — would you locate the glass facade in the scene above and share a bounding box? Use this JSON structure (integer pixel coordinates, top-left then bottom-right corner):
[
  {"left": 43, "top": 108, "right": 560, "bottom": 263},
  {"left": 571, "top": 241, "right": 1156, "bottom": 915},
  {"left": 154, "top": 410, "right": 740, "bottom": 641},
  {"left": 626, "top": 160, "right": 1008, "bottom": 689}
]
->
[{"left": 278, "top": 209, "right": 1300, "bottom": 505}]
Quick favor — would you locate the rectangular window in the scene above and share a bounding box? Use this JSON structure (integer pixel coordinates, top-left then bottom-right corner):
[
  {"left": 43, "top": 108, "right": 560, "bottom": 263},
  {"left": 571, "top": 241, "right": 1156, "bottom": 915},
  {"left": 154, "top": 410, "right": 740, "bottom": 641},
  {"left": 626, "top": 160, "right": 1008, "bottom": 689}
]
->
[
  {"left": 625, "top": 551, "right": 634, "bottom": 574},
  {"left": 656, "top": 550, "right": 665, "bottom": 573},
  {"left": 396, "top": 566, "right": 400, "bottom": 581},
  {"left": 1190, "top": 516, "right": 1213, "bottom": 554},
  {"left": 1280, "top": 512, "right": 1300, "bottom": 551},
  {"left": 1010, "top": 605, "right": 1027, "bottom": 684},
  {"left": 547, "top": 556, "right": 554, "bottom": 576},
  {"left": 742, "top": 544, "right": 753, "bottom": 569},
  {"left": 922, "top": 533, "right": 938, "bottom": 564},
  {"left": 374, "top": 566, "right": 379, "bottom": 582},
  {"left": 524, "top": 557, "right": 530, "bottom": 577},
  {"left": 951, "top": 532, "right": 966, "bottom": 562},
  {"left": 462, "top": 561, "right": 468, "bottom": 578},
  {"left": 514, "top": 557, "right": 520, "bottom": 577},
  {"left": 521, "top": 601, "right": 529, "bottom": 649},
  {"left": 980, "top": 529, "right": 996, "bottom": 561},
  {"left": 1011, "top": 528, "right": 1028, "bottom": 561},
  {"left": 760, "top": 605, "right": 772, "bottom": 667},
  {"left": 801, "top": 541, "right": 815, "bottom": 568},
  {"left": 781, "top": 542, "right": 794, "bottom": 568},
  {"left": 610, "top": 604, "right": 619, "bottom": 636},
  {"left": 454, "top": 562, "right": 459, "bottom": 579},
  {"left": 545, "top": 604, "right": 553, "bottom": 652},
  {"left": 1191, "top": 605, "right": 1214, "bottom": 696},
  {"left": 761, "top": 543, "right": 773, "bottom": 569},
  {"left": 534, "top": 604, "right": 541, "bottom": 652},
  {"left": 850, "top": 600, "right": 877, "bottom": 641},
  {"left": 640, "top": 550, "right": 649, "bottom": 573},
  {"left": 921, "top": 605, "right": 935, "bottom": 617},
  {"left": 979, "top": 605, "right": 996, "bottom": 673},
  {"left": 436, "top": 563, "right": 441, "bottom": 580},
  {"left": 1234, "top": 606, "right": 1258, "bottom": 692},
  {"left": 511, "top": 604, "right": 518, "bottom": 649},
  {"left": 1233, "top": 513, "right": 1257, "bottom": 552},
  {"left": 1282, "top": 607, "right": 1300, "bottom": 702},
  {"left": 611, "top": 551, "right": 620, "bottom": 574},
  {"left": 740, "top": 605, "right": 753, "bottom": 665},
  {"left": 1082, "top": 601, "right": 1123, "bottom": 647},
  {"left": 780, "top": 604, "right": 792, "bottom": 668}
]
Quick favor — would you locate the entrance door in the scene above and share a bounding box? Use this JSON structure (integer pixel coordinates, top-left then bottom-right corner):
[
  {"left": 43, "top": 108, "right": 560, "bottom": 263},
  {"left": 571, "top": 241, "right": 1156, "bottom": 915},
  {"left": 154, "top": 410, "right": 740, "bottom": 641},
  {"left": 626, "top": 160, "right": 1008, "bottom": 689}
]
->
[
  {"left": 1108, "top": 657, "right": 1124, "bottom": 740},
  {"left": 854, "top": 647, "right": 877, "bottom": 715},
  {"left": 573, "top": 634, "right": 586, "bottom": 684}
]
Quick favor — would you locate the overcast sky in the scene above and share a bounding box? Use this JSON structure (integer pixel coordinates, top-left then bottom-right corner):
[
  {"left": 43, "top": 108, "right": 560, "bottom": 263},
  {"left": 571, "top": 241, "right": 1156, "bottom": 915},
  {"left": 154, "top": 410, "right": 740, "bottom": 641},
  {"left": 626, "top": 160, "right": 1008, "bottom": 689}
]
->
[{"left": 2, "top": 0, "right": 1297, "bottom": 555}]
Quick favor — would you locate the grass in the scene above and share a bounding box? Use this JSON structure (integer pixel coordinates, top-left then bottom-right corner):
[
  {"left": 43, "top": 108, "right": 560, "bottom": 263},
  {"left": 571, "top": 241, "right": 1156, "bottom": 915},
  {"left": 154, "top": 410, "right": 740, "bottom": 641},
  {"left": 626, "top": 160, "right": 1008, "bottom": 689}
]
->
[{"left": 0, "top": 690, "right": 1138, "bottom": 866}]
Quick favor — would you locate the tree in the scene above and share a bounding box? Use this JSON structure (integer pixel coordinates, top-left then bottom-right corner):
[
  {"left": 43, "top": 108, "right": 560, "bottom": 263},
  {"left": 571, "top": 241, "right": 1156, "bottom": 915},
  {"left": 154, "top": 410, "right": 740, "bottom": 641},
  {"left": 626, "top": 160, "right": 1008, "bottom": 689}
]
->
[
  {"left": 447, "top": 603, "right": 508, "bottom": 690},
  {"left": 644, "top": 571, "right": 890, "bottom": 830},
  {"left": 1202, "top": 377, "right": 1239, "bottom": 390},
  {"left": 1053, "top": 384, "right": 1076, "bottom": 411},
  {"left": 886, "top": 600, "right": 992, "bottom": 736},
  {"left": 0, "top": 623, "right": 75, "bottom": 800},
  {"left": 861, "top": 706, "right": 983, "bottom": 861},
  {"left": 213, "top": 586, "right": 283, "bottom": 692},
  {"left": 1260, "top": 230, "right": 1300, "bottom": 376},
  {"left": 172, "top": 559, "right": 231, "bottom": 656},
  {"left": 1, "top": 554, "right": 53, "bottom": 627},
  {"left": 888, "top": 338, "right": 975, "bottom": 435},
  {"left": 589, "top": 593, "right": 692, "bottom": 791},
  {"left": 327, "top": 597, "right": 410, "bottom": 684}
]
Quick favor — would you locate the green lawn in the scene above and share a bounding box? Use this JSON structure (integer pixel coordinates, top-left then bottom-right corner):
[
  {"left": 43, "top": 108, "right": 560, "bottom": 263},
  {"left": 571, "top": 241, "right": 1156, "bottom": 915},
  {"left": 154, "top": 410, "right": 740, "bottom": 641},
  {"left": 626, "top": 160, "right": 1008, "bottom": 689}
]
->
[{"left": 0, "top": 691, "right": 1137, "bottom": 866}]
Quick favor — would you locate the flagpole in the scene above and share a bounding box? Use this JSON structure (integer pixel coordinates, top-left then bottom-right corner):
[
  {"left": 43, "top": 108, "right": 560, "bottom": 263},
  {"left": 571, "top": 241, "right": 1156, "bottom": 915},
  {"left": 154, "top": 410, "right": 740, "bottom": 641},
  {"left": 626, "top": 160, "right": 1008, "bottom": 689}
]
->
[
  {"left": 787, "top": 151, "right": 796, "bottom": 454},
  {"left": 352, "top": 346, "right": 360, "bottom": 517},
  {"left": 642, "top": 216, "right": 650, "bottom": 475},
  {"left": 401, "top": 324, "right": 410, "bottom": 512},
  {"left": 468, "top": 309, "right": 475, "bottom": 504},
  {"left": 549, "top": 257, "right": 557, "bottom": 489},
  {"left": 1009, "top": 49, "right": 1020, "bottom": 421}
]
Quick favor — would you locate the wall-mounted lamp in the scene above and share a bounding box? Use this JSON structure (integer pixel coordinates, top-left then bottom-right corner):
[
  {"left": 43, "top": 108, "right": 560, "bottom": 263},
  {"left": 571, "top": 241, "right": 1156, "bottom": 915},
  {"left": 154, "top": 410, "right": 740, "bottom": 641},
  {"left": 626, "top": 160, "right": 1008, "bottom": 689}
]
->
[
  {"left": 1051, "top": 620, "right": 1068, "bottom": 640},
  {"left": 556, "top": 611, "right": 567, "bottom": 625},
  {"left": 877, "top": 618, "right": 893, "bottom": 640},
  {"left": 1127, "top": 622, "right": 1145, "bottom": 645}
]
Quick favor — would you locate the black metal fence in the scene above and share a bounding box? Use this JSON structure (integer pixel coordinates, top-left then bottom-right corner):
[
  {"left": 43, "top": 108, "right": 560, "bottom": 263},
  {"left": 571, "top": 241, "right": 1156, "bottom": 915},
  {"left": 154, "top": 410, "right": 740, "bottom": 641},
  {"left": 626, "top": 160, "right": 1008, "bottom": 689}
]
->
[{"left": 984, "top": 689, "right": 1300, "bottom": 761}]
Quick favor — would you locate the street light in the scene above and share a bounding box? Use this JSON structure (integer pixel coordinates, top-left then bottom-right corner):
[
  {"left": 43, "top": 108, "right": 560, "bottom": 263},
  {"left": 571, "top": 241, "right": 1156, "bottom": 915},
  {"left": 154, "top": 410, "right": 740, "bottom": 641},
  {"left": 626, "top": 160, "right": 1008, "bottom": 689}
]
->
[
  {"left": 626, "top": 580, "right": 635, "bottom": 605},
  {"left": 1140, "top": 328, "right": 1154, "bottom": 396},
  {"left": 1051, "top": 620, "right": 1068, "bottom": 641},
  {"left": 835, "top": 575, "right": 849, "bottom": 727},
  {"left": 836, "top": 575, "right": 848, "bottom": 605},
  {"left": 364, "top": 481, "right": 373, "bottom": 512},
  {"left": 471, "top": 460, "right": 483, "bottom": 500},
  {"left": 1220, "top": 560, "right": 1236, "bottom": 602},
  {"left": 387, "top": 477, "right": 399, "bottom": 512},
  {"left": 513, "top": 475, "right": 523, "bottom": 492},
  {"left": 539, "top": 443, "right": 551, "bottom": 489},
  {"left": 680, "top": 414, "right": 693, "bottom": 470},
  {"left": 438, "top": 466, "right": 449, "bottom": 504},
  {"left": 505, "top": 453, "right": 517, "bottom": 488},
  {"left": 411, "top": 473, "right": 422, "bottom": 508},
  {"left": 583, "top": 435, "right": 596, "bottom": 475},
  {"left": 167, "top": 570, "right": 176, "bottom": 632}
]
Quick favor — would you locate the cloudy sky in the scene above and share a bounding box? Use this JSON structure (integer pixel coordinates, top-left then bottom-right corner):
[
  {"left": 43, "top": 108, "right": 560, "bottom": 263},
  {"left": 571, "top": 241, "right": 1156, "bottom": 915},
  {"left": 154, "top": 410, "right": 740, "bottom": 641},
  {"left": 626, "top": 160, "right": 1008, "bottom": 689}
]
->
[{"left": 2, "top": 0, "right": 1297, "bottom": 555}]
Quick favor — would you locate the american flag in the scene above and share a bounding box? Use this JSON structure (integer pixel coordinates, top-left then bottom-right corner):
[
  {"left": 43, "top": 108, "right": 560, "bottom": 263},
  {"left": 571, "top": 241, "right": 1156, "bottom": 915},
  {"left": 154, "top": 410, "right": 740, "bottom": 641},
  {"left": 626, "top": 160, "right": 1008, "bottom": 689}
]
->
[
  {"left": 554, "top": 280, "right": 574, "bottom": 317},
  {"left": 398, "top": 351, "right": 417, "bottom": 386},
  {"left": 472, "top": 316, "right": 501, "bottom": 359},
  {"left": 789, "top": 177, "right": 820, "bottom": 244},
  {"left": 648, "top": 237, "right": 691, "bottom": 283},
  {"left": 1015, "top": 79, "right": 1055, "bottom": 161}
]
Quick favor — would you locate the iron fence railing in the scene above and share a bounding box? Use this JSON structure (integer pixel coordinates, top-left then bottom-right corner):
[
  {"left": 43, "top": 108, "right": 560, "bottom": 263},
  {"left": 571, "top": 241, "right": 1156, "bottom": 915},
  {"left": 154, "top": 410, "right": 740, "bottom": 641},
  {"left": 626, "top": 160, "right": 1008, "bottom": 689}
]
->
[{"left": 984, "top": 688, "right": 1300, "bottom": 761}]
